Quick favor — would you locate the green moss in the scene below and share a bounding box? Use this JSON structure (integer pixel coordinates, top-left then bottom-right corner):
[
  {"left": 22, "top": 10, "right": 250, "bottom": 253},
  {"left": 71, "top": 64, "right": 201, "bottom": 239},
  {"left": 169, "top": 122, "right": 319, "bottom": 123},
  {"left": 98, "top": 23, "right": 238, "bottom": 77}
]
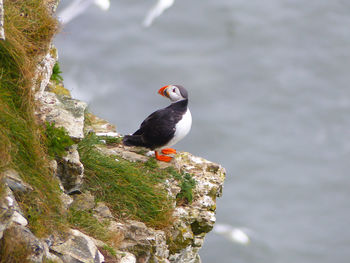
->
[
  {"left": 208, "top": 188, "right": 218, "bottom": 199},
  {"left": 44, "top": 122, "right": 74, "bottom": 158},
  {"left": 78, "top": 133, "right": 174, "bottom": 229},
  {"left": 165, "top": 166, "right": 197, "bottom": 204},
  {"left": 191, "top": 221, "right": 213, "bottom": 235},
  {"left": 206, "top": 164, "right": 220, "bottom": 173},
  {"left": 162, "top": 166, "right": 196, "bottom": 205},
  {"left": 176, "top": 173, "right": 196, "bottom": 204},
  {"left": 50, "top": 61, "right": 63, "bottom": 84},
  {"left": 167, "top": 230, "right": 193, "bottom": 255}
]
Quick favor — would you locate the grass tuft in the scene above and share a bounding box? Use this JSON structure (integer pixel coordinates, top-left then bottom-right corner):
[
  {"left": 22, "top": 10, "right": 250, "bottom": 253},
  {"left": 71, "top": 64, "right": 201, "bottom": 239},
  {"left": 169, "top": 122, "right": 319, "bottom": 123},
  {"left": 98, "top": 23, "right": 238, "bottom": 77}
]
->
[
  {"left": 50, "top": 61, "right": 63, "bottom": 84},
  {"left": 78, "top": 133, "right": 174, "bottom": 229},
  {"left": 164, "top": 166, "right": 196, "bottom": 204},
  {"left": 68, "top": 208, "right": 111, "bottom": 241},
  {"left": 176, "top": 173, "right": 196, "bottom": 205},
  {"left": 68, "top": 207, "right": 123, "bottom": 248},
  {"left": 102, "top": 245, "right": 117, "bottom": 257},
  {"left": 45, "top": 122, "right": 75, "bottom": 158}
]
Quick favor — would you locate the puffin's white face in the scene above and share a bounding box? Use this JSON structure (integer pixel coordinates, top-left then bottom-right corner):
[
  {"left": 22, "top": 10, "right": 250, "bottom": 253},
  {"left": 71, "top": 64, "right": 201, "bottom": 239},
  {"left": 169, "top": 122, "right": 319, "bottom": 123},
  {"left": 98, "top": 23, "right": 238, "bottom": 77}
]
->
[{"left": 158, "top": 85, "right": 188, "bottom": 102}]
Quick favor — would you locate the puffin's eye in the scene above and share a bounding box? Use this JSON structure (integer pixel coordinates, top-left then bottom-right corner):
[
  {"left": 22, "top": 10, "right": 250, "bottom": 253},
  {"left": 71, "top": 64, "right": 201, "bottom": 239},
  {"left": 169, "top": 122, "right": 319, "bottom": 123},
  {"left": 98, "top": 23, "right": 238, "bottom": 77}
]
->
[{"left": 173, "top": 88, "right": 176, "bottom": 92}]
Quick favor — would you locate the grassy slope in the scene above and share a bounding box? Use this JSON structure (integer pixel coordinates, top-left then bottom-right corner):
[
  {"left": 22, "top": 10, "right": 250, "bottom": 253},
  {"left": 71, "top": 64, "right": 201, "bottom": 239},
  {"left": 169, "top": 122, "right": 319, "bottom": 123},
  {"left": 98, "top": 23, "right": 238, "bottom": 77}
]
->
[
  {"left": 78, "top": 133, "right": 175, "bottom": 229},
  {"left": 0, "top": 0, "right": 64, "bottom": 236}
]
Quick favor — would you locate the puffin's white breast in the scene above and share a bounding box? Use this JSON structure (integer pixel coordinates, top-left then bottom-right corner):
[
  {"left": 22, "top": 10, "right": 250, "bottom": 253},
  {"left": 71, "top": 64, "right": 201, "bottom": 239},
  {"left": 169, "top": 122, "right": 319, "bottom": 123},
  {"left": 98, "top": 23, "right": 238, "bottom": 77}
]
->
[{"left": 164, "top": 108, "right": 192, "bottom": 148}]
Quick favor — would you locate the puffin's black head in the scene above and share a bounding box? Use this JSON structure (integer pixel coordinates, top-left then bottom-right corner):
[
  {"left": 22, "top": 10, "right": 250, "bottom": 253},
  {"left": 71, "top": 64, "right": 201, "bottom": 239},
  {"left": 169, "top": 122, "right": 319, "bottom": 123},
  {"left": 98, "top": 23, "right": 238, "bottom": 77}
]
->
[{"left": 158, "top": 85, "right": 188, "bottom": 102}]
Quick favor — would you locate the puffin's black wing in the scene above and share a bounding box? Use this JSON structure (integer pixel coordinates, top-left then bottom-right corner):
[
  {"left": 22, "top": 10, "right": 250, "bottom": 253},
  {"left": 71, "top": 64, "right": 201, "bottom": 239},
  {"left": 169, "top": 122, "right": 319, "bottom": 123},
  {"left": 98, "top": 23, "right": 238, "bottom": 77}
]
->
[
  {"left": 135, "top": 107, "right": 179, "bottom": 148},
  {"left": 123, "top": 103, "right": 185, "bottom": 150}
]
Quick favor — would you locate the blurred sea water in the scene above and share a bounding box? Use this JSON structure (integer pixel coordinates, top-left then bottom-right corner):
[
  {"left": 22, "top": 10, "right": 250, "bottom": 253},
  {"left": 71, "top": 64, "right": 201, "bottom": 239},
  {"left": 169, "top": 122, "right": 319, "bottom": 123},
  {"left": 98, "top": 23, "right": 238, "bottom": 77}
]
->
[{"left": 55, "top": 1, "right": 350, "bottom": 262}]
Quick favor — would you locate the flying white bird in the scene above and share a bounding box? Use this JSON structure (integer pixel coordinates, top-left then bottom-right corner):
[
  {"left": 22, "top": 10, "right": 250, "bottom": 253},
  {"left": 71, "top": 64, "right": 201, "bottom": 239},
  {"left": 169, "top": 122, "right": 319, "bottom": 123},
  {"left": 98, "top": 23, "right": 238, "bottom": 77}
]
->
[
  {"left": 213, "top": 224, "right": 252, "bottom": 245},
  {"left": 58, "top": 0, "right": 110, "bottom": 25},
  {"left": 94, "top": 0, "right": 110, "bottom": 11},
  {"left": 143, "top": 0, "right": 175, "bottom": 27}
]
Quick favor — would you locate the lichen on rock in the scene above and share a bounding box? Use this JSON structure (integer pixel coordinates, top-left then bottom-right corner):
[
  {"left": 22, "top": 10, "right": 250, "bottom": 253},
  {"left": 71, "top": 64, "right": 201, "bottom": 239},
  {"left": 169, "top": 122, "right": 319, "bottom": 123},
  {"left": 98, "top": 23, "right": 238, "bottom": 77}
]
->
[{"left": 36, "top": 91, "right": 87, "bottom": 140}]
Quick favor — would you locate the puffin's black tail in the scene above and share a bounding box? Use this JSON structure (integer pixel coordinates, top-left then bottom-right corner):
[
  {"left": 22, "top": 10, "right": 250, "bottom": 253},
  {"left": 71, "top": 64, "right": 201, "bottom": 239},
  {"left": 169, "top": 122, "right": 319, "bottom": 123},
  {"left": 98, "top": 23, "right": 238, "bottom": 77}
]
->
[{"left": 122, "top": 135, "right": 146, "bottom": 147}]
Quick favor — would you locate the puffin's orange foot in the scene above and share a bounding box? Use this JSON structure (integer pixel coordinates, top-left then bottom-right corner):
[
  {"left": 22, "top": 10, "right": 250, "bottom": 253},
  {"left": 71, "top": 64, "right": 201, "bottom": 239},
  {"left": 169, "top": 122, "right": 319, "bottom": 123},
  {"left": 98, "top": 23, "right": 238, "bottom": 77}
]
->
[
  {"left": 161, "top": 148, "right": 177, "bottom": 155},
  {"left": 155, "top": 151, "right": 173, "bottom": 162}
]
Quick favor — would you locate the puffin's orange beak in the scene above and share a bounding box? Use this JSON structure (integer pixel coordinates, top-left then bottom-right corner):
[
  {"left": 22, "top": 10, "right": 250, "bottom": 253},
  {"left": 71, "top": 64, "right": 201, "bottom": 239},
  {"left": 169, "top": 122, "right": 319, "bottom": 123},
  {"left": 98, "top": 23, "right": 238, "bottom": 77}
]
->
[{"left": 158, "top": 85, "right": 169, "bottom": 97}]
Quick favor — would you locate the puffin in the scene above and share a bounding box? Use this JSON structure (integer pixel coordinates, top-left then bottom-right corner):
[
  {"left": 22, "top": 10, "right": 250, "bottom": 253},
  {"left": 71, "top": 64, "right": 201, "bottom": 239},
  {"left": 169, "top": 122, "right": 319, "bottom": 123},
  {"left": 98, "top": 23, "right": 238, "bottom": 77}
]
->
[{"left": 123, "top": 85, "right": 192, "bottom": 162}]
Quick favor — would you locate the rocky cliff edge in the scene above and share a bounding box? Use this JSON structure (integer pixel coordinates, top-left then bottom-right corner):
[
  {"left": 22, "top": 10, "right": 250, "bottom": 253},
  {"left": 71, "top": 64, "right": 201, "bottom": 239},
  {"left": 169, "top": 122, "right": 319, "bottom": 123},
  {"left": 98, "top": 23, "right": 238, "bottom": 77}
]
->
[{"left": 0, "top": 2, "right": 225, "bottom": 263}]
